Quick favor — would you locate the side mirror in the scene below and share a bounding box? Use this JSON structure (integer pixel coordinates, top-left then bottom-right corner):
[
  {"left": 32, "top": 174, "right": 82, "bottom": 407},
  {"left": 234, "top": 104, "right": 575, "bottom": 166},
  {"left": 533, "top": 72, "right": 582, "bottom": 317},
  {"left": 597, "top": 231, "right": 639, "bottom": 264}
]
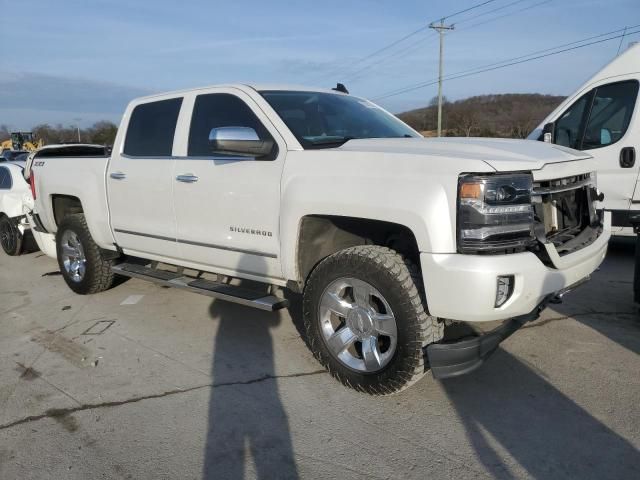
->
[
  {"left": 208, "top": 127, "right": 274, "bottom": 158},
  {"left": 542, "top": 122, "right": 555, "bottom": 143}
]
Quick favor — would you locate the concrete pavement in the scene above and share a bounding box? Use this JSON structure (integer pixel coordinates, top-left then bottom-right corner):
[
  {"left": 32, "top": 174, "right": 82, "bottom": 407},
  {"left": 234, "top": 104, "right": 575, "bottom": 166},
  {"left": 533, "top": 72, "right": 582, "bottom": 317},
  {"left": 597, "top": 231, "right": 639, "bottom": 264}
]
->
[{"left": 0, "top": 239, "right": 638, "bottom": 479}]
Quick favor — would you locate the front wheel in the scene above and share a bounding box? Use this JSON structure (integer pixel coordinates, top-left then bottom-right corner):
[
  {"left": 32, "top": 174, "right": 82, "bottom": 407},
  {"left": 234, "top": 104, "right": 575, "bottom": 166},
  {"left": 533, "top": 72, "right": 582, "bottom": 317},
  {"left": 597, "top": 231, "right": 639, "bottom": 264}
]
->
[
  {"left": 303, "top": 245, "right": 443, "bottom": 395},
  {"left": 0, "top": 215, "right": 23, "bottom": 256},
  {"left": 56, "top": 213, "right": 116, "bottom": 294}
]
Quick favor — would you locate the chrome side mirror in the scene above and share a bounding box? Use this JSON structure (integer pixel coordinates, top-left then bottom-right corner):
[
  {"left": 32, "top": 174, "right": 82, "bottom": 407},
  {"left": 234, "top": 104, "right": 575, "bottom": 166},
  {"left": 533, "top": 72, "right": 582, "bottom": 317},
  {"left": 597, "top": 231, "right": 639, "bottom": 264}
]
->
[{"left": 208, "top": 127, "right": 274, "bottom": 158}]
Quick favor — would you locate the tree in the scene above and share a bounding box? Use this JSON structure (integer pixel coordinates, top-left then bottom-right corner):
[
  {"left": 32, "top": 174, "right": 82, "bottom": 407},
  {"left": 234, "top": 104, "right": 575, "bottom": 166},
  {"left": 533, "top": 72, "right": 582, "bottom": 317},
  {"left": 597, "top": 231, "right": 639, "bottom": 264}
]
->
[
  {"left": 429, "top": 95, "right": 449, "bottom": 107},
  {"left": 32, "top": 124, "right": 61, "bottom": 144},
  {"left": 398, "top": 93, "right": 565, "bottom": 138},
  {"left": 0, "top": 125, "right": 9, "bottom": 142},
  {"left": 88, "top": 121, "right": 118, "bottom": 146},
  {"left": 448, "top": 103, "right": 479, "bottom": 137}
]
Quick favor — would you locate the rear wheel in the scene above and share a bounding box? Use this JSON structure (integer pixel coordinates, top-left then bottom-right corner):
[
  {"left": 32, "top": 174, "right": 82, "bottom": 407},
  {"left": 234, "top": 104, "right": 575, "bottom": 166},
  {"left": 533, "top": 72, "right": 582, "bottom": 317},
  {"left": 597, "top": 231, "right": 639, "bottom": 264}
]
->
[
  {"left": 303, "top": 245, "right": 443, "bottom": 395},
  {"left": 0, "top": 215, "right": 23, "bottom": 256},
  {"left": 56, "top": 214, "right": 116, "bottom": 294}
]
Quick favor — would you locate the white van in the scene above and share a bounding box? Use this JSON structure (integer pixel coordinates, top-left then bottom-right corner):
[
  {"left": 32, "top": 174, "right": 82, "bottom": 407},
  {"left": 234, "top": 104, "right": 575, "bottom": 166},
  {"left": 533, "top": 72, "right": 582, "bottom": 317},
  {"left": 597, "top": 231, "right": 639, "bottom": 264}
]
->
[{"left": 529, "top": 42, "right": 640, "bottom": 236}]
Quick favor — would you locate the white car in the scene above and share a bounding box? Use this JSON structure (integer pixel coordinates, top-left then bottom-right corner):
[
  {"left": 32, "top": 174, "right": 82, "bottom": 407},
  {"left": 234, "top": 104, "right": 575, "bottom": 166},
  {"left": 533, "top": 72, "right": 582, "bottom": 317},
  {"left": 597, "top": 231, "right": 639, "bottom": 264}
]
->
[
  {"left": 30, "top": 84, "right": 609, "bottom": 393},
  {"left": 0, "top": 160, "right": 30, "bottom": 256},
  {"left": 530, "top": 42, "right": 640, "bottom": 235}
]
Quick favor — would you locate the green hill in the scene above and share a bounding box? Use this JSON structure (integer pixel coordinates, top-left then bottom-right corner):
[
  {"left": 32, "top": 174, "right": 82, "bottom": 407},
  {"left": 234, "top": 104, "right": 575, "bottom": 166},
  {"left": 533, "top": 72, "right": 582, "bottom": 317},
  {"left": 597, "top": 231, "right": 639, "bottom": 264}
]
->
[{"left": 397, "top": 93, "right": 566, "bottom": 138}]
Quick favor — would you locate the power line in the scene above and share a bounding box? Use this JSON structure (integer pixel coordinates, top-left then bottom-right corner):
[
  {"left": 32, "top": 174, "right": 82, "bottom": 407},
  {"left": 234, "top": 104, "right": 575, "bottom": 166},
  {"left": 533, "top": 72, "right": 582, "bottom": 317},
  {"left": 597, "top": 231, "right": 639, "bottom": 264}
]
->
[
  {"left": 341, "top": 0, "right": 552, "bottom": 84},
  {"left": 373, "top": 25, "right": 640, "bottom": 99},
  {"left": 444, "top": 24, "right": 637, "bottom": 82},
  {"left": 456, "top": 0, "right": 554, "bottom": 31},
  {"left": 455, "top": 0, "right": 530, "bottom": 25},
  {"left": 617, "top": 26, "right": 629, "bottom": 55},
  {"left": 440, "top": 0, "right": 498, "bottom": 21},
  {"left": 372, "top": 27, "right": 640, "bottom": 100},
  {"left": 341, "top": 33, "right": 438, "bottom": 83},
  {"left": 313, "top": 25, "right": 429, "bottom": 82},
  {"left": 315, "top": 0, "right": 501, "bottom": 82}
]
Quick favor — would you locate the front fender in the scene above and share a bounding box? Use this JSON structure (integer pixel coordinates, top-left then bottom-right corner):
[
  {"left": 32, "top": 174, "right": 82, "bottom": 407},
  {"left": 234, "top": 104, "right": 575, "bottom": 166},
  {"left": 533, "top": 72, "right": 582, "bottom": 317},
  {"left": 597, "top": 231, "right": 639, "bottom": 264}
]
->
[{"left": 278, "top": 151, "right": 488, "bottom": 281}]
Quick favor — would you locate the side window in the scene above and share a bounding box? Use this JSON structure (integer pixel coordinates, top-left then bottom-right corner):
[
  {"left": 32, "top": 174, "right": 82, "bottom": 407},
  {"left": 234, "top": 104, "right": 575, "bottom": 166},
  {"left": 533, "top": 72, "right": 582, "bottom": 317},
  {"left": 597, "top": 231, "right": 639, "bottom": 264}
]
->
[
  {"left": 554, "top": 93, "right": 591, "bottom": 149},
  {"left": 123, "top": 98, "right": 183, "bottom": 156},
  {"left": 0, "top": 167, "right": 12, "bottom": 189},
  {"left": 582, "top": 80, "right": 639, "bottom": 149},
  {"left": 188, "top": 93, "right": 276, "bottom": 159}
]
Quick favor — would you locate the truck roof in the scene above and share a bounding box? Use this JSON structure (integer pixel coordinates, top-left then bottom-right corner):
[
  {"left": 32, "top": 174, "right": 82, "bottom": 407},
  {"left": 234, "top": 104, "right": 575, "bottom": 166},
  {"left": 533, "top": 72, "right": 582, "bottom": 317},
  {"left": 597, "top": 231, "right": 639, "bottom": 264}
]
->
[{"left": 132, "top": 83, "right": 348, "bottom": 102}]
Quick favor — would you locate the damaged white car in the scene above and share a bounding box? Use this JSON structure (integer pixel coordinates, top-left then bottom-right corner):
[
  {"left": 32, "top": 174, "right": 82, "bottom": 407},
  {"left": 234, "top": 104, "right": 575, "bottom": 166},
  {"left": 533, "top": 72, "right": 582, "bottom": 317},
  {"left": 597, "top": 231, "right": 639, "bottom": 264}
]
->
[{"left": 0, "top": 160, "right": 30, "bottom": 256}]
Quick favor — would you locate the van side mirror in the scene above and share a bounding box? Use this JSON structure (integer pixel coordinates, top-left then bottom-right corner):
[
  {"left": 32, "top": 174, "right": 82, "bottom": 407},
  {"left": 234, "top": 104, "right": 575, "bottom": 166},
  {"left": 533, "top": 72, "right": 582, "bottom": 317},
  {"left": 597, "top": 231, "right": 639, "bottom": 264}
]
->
[
  {"left": 208, "top": 127, "right": 274, "bottom": 158},
  {"left": 542, "top": 122, "right": 555, "bottom": 143}
]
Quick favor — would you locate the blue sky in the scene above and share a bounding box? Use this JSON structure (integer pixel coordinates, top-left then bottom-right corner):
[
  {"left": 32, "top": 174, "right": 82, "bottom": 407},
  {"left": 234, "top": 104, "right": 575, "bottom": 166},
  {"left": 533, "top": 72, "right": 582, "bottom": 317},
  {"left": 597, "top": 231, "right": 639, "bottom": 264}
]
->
[{"left": 1, "top": 0, "right": 638, "bottom": 129}]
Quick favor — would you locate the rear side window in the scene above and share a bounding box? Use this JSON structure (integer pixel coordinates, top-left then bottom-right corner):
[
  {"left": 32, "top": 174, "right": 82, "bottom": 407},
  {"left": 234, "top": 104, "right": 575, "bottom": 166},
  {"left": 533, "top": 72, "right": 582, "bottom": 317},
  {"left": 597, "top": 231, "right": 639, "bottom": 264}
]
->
[
  {"left": 188, "top": 93, "right": 276, "bottom": 159},
  {"left": 124, "top": 98, "right": 183, "bottom": 156},
  {"left": 0, "top": 167, "right": 12, "bottom": 189},
  {"left": 37, "top": 146, "right": 108, "bottom": 157}
]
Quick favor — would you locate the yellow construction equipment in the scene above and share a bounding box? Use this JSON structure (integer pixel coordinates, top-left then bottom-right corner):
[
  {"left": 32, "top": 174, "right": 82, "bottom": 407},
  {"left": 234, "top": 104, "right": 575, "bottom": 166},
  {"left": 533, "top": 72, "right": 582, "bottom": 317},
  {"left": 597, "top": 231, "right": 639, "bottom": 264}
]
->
[{"left": 0, "top": 132, "right": 43, "bottom": 152}]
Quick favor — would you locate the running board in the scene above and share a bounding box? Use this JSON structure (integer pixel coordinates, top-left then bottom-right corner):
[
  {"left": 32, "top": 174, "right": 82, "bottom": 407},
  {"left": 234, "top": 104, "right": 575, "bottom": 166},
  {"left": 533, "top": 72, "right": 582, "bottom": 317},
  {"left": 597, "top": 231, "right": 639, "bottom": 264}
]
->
[{"left": 112, "top": 263, "right": 289, "bottom": 311}]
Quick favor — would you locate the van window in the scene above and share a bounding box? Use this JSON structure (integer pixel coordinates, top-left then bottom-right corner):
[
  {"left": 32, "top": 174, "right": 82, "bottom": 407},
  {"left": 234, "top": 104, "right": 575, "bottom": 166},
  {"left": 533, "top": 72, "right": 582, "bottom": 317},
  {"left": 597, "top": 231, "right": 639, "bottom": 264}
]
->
[
  {"left": 123, "top": 98, "right": 183, "bottom": 156},
  {"left": 0, "top": 166, "right": 12, "bottom": 189},
  {"left": 555, "top": 93, "right": 591, "bottom": 149},
  {"left": 187, "top": 93, "right": 276, "bottom": 159},
  {"left": 582, "top": 80, "right": 639, "bottom": 149}
]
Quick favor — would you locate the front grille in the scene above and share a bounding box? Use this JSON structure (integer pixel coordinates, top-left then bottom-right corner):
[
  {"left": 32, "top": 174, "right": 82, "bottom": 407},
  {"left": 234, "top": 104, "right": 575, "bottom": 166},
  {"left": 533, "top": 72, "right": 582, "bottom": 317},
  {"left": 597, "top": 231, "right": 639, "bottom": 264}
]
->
[{"left": 531, "top": 173, "right": 600, "bottom": 259}]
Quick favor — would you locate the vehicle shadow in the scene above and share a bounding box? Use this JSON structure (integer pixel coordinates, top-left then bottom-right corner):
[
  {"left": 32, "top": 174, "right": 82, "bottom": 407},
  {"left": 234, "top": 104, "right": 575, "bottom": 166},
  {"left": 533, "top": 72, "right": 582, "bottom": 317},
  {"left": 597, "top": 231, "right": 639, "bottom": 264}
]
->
[
  {"left": 202, "top": 256, "right": 298, "bottom": 480},
  {"left": 551, "top": 236, "right": 640, "bottom": 355},
  {"left": 441, "top": 349, "right": 640, "bottom": 479}
]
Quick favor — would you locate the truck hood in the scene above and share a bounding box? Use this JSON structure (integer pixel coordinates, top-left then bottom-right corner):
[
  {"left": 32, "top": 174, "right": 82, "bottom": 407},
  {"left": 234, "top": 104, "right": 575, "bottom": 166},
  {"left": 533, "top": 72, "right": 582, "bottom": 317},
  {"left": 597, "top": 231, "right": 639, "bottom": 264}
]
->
[{"left": 336, "top": 137, "right": 591, "bottom": 171}]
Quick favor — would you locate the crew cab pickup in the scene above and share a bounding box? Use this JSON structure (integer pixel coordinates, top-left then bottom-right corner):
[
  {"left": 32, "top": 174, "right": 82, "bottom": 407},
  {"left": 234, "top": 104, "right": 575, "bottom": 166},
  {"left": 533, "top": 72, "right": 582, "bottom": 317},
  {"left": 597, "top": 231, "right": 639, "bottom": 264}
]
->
[{"left": 30, "top": 84, "right": 610, "bottom": 394}]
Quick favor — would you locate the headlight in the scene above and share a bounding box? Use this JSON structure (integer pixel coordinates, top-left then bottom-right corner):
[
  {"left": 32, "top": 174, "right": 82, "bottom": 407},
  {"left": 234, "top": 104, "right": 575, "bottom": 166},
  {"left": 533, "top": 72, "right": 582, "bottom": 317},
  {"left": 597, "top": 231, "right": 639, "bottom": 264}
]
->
[{"left": 458, "top": 173, "right": 535, "bottom": 253}]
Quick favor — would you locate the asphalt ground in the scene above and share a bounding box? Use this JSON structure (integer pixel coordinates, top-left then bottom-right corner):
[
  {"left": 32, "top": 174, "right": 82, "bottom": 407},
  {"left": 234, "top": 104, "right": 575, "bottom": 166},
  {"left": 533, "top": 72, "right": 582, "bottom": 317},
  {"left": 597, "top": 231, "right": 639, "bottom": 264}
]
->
[{"left": 0, "top": 238, "right": 638, "bottom": 479}]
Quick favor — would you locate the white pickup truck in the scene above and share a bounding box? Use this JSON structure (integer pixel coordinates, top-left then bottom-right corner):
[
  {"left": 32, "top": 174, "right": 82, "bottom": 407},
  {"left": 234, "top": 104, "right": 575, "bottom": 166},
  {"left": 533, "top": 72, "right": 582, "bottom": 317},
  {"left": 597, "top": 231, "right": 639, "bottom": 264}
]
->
[{"left": 30, "top": 84, "right": 610, "bottom": 394}]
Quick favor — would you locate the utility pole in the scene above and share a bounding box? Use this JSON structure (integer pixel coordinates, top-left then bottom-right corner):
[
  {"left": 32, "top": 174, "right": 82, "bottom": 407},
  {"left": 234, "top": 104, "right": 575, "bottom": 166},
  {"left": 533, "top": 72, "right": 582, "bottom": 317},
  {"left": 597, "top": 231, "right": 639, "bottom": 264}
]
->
[
  {"left": 73, "top": 117, "right": 82, "bottom": 143},
  {"left": 429, "top": 20, "right": 454, "bottom": 137}
]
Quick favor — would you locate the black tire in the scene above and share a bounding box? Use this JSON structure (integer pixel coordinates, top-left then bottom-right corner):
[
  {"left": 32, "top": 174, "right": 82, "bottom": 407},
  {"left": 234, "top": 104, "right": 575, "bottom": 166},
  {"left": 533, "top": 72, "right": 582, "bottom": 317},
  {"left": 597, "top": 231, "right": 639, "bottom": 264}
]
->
[
  {"left": 0, "top": 215, "right": 23, "bottom": 256},
  {"left": 303, "top": 245, "right": 443, "bottom": 395},
  {"left": 56, "top": 213, "right": 116, "bottom": 294}
]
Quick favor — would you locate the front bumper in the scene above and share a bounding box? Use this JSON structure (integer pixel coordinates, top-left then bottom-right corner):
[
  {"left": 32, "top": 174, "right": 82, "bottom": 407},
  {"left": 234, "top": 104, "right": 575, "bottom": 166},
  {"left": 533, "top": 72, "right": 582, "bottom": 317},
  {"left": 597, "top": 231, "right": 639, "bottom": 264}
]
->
[
  {"left": 420, "top": 212, "right": 611, "bottom": 322},
  {"left": 425, "top": 284, "right": 582, "bottom": 379}
]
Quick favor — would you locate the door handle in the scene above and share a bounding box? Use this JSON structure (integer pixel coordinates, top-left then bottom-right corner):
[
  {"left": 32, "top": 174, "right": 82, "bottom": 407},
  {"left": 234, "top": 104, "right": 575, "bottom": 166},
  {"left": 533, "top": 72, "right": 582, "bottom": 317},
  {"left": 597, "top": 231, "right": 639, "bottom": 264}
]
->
[
  {"left": 110, "top": 172, "right": 126, "bottom": 180},
  {"left": 620, "top": 147, "right": 636, "bottom": 168},
  {"left": 176, "top": 174, "right": 199, "bottom": 183}
]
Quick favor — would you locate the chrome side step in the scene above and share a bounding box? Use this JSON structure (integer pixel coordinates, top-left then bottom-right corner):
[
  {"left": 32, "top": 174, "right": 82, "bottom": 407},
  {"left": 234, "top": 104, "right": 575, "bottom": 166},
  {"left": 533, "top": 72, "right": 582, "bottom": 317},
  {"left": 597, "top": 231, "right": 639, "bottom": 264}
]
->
[{"left": 112, "top": 262, "right": 289, "bottom": 311}]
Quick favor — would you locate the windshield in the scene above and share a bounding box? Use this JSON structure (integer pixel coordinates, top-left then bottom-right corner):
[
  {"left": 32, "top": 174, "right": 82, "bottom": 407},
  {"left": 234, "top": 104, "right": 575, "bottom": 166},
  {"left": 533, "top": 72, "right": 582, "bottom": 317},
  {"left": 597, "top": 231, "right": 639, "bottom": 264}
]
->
[{"left": 260, "top": 91, "right": 419, "bottom": 148}]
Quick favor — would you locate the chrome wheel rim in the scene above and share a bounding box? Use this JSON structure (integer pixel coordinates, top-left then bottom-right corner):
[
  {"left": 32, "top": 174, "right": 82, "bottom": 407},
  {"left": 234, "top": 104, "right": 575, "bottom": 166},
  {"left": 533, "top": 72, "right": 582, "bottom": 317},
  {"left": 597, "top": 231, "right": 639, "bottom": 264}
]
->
[
  {"left": 60, "top": 230, "right": 86, "bottom": 282},
  {"left": 318, "top": 277, "right": 398, "bottom": 373},
  {"left": 0, "top": 220, "right": 16, "bottom": 253}
]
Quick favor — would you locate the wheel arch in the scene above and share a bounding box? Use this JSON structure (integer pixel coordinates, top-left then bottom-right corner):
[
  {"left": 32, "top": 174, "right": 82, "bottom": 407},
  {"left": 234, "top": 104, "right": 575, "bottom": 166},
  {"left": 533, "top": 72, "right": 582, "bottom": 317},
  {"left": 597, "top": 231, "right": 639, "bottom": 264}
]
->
[
  {"left": 291, "top": 215, "right": 421, "bottom": 291},
  {"left": 52, "top": 194, "right": 84, "bottom": 227}
]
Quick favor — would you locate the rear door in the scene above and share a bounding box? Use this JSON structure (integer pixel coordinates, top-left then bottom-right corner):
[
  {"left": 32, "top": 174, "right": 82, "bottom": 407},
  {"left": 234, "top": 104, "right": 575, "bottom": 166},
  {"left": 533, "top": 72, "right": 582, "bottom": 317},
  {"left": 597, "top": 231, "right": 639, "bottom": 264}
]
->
[
  {"left": 171, "top": 88, "right": 285, "bottom": 281},
  {"left": 107, "top": 97, "right": 183, "bottom": 259},
  {"left": 552, "top": 79, "right": 639, "bottom": 231}
]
